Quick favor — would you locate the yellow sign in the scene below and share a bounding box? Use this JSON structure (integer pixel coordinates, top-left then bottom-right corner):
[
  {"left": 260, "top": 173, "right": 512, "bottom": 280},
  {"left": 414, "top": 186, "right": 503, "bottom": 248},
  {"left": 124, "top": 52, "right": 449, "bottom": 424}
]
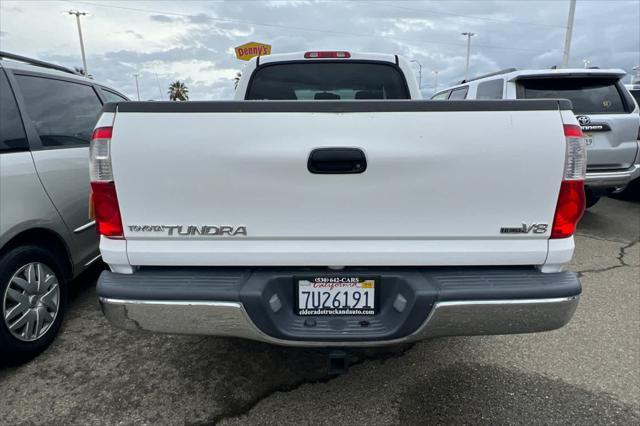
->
[{"left": 235, "top": 42, "right": 272, "bottom": 61}]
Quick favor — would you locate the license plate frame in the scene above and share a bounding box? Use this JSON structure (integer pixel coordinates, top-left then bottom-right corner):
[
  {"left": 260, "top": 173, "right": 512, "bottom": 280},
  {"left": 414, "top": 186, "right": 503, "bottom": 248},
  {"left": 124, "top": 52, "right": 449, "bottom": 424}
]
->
[{"left": 295, "top": 276, "right": 379, "bottom": 316}]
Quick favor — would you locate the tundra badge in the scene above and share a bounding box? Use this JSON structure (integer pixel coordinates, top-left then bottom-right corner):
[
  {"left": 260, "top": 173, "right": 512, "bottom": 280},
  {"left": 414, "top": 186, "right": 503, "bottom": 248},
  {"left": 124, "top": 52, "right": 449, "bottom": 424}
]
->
[{"left": 127, "top": 225, "right": 247, "bottom": 236}]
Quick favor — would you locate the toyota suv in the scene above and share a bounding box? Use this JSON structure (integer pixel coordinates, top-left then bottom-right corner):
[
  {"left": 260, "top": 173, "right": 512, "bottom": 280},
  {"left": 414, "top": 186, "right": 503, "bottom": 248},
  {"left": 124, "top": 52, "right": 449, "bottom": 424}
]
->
[
  {"left": 433, "top": 68, "right": 640, "bottom": 207},
  {"left": 0, "top": 52, "right": 128, "bottom": 361}
]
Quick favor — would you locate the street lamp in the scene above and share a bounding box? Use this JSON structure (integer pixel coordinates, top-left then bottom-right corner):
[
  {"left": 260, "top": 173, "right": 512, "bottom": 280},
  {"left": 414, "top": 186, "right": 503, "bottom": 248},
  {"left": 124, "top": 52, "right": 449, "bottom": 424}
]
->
[
  {"left": 66, "top": 10, "right": 89, "bottom": 76},
  {"left": 432, "top": 70, "right": 439, "bottom": 94},
  {"left": 411, "top": 60, "right": 423, "bottom": 89},
  {"left": 133, "top": 74, "right": 141, "bottom": 101},
  {"left": 583, "top": 59, "right": 591, "bottom": 69},
  {"left": 461, "top": 32, "right": 476, "bottom": 81},
  {"left": 562, "top": 0, "right": 577, "bottom": 68}
]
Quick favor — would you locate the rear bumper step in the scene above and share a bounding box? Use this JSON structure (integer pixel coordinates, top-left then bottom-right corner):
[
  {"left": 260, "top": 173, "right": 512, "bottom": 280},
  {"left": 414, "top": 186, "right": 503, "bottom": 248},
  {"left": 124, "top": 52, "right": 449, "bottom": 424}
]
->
[
  {"left": 585, "top": 164, "right": 640, "bottom": 188},
  {"left": 97, "top": 267, "right": 581, "bottom": 347}
]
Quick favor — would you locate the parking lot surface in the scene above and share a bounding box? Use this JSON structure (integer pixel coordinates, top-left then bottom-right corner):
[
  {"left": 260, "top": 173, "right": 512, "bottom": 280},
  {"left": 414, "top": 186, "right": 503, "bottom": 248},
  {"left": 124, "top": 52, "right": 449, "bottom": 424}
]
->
[{"left": 1, "top": 197, "right": 638, "bottom": 425}]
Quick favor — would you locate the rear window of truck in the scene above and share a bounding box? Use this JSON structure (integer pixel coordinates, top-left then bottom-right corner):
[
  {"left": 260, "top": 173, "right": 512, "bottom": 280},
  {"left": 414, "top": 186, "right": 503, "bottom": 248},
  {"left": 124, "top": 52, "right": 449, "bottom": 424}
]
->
[
  {"left": 517, "top": 77, "right": 626, "bottom": 114},
  {"left": 245, "top": 62, "right": 410, "bottom": 100}
]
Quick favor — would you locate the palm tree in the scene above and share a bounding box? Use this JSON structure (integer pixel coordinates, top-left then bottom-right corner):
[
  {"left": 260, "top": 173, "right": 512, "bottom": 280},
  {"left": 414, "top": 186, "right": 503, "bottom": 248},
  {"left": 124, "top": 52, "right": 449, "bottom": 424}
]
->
[
  {"left": 233, "top": 72, "right": 242, "bottom": 90},
  {"left": 168, "top": 80, "right": 189, "bottom": 101}
]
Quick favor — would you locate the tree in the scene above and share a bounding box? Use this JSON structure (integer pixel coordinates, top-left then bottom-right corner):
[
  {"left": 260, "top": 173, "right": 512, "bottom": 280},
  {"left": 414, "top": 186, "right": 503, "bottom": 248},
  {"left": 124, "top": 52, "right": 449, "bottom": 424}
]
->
[
  {"left": 168, "top": 80, "right": 189, "bottom": 101},
  {"left": 233, "top": 72, "right": 242, "bottom": 90}
]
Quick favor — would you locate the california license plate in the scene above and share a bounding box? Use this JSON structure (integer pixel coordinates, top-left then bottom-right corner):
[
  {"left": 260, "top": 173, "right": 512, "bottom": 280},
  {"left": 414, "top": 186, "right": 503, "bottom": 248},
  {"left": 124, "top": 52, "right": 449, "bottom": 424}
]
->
[{"left": 296, "top": 276, "right": 377, "bottom": 316}]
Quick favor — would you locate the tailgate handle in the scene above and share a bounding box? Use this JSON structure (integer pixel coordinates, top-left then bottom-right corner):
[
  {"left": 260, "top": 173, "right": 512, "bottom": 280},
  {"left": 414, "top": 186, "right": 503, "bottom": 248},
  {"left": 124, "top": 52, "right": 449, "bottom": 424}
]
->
[{"left": 308, "top": 148, "right": 367, "bottom": 174}]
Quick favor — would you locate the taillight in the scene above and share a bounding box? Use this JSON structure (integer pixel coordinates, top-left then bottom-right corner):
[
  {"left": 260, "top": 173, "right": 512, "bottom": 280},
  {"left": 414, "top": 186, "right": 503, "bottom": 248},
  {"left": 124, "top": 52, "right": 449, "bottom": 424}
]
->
[
  {"left": 90, "top": 127, "right": 113, "bottom": 182},
  {"left": 304, "top": 51, "right": 351, "bottom": 59},
  {"left": 551, "top": 181, "right": 585, "bottom": 238},
  {"left": 561, "top": 124, "right": 587, "bottom": 180},
  {"left": 90, "top": 181, "right": 123, "bottom": 238},
  {"left": 551, "top": 124, "right": 586, "bottom": 239},
  {"left": 90, "top": 126, "right": 123, "bottom": 238}
]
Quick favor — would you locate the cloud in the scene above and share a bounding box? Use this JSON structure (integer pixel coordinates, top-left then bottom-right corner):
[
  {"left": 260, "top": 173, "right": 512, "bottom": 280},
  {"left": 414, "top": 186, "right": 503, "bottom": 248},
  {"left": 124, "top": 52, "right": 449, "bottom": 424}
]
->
[
  {"left": 149, "top": 14, "right": 179, "bottom": 23},
  {"left": 187, "top": 13, "right": 211, "bottom": 24},
  {"left": 124, "top": 30, "right": 144, "bottom": 40},
  {"left": 0, "top": 0, "right": 637, "bottom": 99}
]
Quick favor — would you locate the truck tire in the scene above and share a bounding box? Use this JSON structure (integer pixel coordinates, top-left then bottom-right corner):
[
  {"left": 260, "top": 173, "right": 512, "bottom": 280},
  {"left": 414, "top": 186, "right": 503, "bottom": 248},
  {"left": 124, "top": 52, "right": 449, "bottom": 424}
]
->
[
  {"left": 585, "top": 191, "right": 601, "bottom": 209},
  {"left": 0, "top": 245, "right": 67, "bottom": 363}
]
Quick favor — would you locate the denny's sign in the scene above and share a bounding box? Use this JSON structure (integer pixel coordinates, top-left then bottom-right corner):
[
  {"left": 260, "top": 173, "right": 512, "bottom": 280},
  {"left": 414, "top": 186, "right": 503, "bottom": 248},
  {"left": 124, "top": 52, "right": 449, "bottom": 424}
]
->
[{"left": 235, "top": 42, "right": 272, "bottom": 61}]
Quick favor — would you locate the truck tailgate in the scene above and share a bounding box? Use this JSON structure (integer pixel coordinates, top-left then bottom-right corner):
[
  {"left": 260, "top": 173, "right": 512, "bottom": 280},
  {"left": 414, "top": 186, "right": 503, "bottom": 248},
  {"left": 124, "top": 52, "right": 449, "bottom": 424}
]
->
[{"left": 107, "top": 100, "right": 568, "bottom": 266}]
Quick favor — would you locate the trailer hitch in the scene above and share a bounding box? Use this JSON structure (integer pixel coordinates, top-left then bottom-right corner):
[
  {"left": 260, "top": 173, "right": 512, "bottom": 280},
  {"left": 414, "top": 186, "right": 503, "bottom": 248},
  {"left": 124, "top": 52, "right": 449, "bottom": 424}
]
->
[{"left": 327, "top": 349, "right": 352, "bottom": 375}]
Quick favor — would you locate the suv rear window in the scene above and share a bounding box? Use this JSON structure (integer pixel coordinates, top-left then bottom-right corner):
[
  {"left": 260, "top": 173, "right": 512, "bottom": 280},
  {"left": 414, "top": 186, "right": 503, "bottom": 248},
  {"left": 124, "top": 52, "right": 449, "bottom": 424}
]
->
[
  {"left": 518, "top": 77, "right": 626, "bottom": 114},
  {"left": 629, "top": 89, "right": 640, "bottom": 106},
  {"left": 246, "top": 62, "right": 409, "bottom": 100}
]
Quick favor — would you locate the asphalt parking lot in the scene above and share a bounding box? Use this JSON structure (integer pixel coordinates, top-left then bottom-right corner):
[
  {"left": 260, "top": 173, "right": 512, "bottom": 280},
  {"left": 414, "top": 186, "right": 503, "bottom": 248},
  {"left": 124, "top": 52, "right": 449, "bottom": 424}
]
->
[{"left": 1, "top": 197, "right": 638, "bottom": 425}]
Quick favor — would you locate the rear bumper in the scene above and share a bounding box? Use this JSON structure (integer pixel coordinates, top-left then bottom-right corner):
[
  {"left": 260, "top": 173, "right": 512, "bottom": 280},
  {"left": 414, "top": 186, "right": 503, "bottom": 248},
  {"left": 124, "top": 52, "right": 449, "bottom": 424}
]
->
[
  {"left": 100, "top": 296, "right": 579, "bottom": 347},
  {"left": 585, "top": 164, "right": 640, "bottom": 188},
  {"left": 97, "top": 267, "right": 581, "bottom": 347}
]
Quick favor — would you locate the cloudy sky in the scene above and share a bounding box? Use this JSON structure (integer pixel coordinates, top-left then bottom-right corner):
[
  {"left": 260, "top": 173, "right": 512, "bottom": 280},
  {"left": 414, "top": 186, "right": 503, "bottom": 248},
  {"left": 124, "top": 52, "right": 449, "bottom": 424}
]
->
[{"left": 1, "top": 0, "right": 638, "bottom": 100}]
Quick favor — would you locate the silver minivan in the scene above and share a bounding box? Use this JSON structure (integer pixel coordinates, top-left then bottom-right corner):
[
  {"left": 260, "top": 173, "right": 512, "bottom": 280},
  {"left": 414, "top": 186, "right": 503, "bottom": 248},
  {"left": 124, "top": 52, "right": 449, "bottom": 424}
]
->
[
  {"left": 0, "top": 52, "right": 127, "bottom": 360},
  {"left": 433, "top": 68, "right": 640, "bottom": 207}
]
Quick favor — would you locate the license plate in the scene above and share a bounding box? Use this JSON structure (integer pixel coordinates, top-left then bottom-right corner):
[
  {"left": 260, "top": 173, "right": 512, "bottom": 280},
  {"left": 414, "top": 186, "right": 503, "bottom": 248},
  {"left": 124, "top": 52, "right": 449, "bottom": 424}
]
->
[
  {"left": 296, "top": 276, "right": 377, "bottom": 316},
  {"left": 584, "top": 133, "right": 594, "bottom": 146}
]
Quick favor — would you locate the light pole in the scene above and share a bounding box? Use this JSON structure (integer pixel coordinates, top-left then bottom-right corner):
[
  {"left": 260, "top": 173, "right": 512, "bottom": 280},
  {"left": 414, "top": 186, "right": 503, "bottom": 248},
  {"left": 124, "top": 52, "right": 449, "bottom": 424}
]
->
[
  {"left": 411, "top": 60, "right": 423, "bottom": 89},
  {"left": 133, "top": 74, "right": 140, "bottom": 101},
  {"left": 432, "top": 70, "right": 439, "bottom": 94},
  {"left": 154, "top": 73, "right": 164, "bottom": 100},
  {"left": 562, "top": 0, "right": 577, "bottom": 68},
  {"left": 583, "top": 59, "right": 591, "bottom": 69},
  {"left": 461, "top": 32, "right": 476, "bottom": 81},
  {"left": 67, "top": 10, "right": 88, "bottom": 76}
]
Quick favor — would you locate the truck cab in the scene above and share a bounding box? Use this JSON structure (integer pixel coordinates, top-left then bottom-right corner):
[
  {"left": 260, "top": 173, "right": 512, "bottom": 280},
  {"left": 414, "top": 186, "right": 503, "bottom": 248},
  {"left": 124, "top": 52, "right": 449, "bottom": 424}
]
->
[{"left": 234, "top": 51, "right": 422, "bottom": 100}]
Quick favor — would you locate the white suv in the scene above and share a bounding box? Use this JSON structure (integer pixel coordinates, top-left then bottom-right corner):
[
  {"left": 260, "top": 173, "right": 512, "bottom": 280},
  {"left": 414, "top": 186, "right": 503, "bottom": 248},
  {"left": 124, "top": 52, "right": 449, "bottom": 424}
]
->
[{"left": 433, "top": 68, "right": 640, "bottom": 207}]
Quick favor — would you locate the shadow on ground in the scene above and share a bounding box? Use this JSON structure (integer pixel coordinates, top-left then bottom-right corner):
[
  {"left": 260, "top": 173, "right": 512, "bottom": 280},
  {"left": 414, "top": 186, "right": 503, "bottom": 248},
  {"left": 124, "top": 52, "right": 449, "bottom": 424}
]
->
[{"left": 399, "top": 363, "right": 640, "bottom": 424}]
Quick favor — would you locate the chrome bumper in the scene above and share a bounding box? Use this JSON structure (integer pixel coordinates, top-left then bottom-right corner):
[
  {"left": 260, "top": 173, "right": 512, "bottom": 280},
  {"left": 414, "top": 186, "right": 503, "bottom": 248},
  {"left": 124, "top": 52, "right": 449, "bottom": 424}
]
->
[
  {"left": 99, "top": 296, "right": 579, "bottom": 347},
  {"left": 585, "top": 164, "right": 640, "bottom": 188}
]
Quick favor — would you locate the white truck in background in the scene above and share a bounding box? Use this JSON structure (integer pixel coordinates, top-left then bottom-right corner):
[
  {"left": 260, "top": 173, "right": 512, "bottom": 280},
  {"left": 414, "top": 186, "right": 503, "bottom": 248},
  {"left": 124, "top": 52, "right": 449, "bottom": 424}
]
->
[{"left": 92, "top": 51, "right": 585, "bottom": 355}]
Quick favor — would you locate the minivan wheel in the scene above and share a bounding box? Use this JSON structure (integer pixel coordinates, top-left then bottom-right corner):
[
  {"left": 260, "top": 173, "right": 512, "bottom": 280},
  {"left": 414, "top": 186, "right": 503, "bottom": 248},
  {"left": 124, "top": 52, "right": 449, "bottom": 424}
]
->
[{"left": 0, "top": 246, "right": 67, "bottom": 362}]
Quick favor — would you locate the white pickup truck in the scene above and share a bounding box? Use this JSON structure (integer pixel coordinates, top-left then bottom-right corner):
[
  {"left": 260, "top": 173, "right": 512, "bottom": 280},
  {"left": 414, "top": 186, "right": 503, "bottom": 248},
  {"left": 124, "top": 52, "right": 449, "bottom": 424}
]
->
[{"left": 93, "top": 51, "right": 585, "bottom": 349}]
